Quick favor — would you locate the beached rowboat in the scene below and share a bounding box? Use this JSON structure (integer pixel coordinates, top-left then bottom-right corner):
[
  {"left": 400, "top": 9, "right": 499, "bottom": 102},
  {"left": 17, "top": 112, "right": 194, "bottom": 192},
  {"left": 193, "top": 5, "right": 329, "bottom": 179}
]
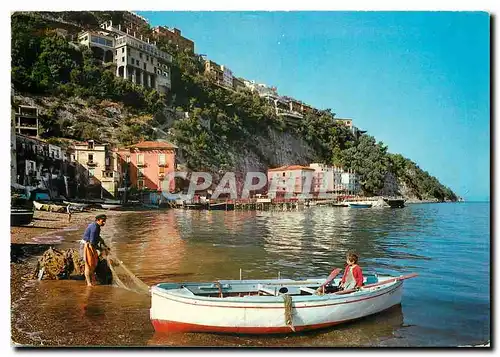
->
[
  {"left": 33, "top": 200, "right": 67, "bottom": 213},
  {"left": 150, "top": 272, "right": 417, "bottom": 334},
  {"left": 101, "top": 203, "right": 122, "bottom": 210},
  {"left": 63, "top": 201, "right": 89, "bottom": 209}
]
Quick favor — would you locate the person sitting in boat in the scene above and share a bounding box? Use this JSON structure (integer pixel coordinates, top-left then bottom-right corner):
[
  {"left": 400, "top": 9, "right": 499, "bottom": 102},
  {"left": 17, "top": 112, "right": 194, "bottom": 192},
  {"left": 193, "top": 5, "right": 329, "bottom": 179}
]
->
[
  {"left": 80, "top": 214, "right": 110, "bottom": 286},
  {"left": 339, "top": 251, "right": 364, "bottom": 291}
]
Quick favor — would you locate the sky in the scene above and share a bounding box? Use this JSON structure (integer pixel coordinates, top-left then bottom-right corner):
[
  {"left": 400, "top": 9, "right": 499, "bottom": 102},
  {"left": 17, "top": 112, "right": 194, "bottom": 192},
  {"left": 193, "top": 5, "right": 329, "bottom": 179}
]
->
[{"left": 138, "top": 11, "right": 490, "bottom": 202}]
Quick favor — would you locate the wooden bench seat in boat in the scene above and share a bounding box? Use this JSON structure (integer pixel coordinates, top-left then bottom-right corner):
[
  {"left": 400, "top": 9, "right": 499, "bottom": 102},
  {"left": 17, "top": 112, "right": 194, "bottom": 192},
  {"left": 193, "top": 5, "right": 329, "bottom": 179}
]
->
[{"left": 299, "top": 286, "right": 318, "bottom": 295}]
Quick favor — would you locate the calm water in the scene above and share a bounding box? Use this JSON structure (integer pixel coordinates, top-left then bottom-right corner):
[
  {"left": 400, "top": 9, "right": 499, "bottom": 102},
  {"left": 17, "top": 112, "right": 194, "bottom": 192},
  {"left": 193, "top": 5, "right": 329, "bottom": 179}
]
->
[{"left": 13, "top": 202, "right": 490, "bottom": 347}]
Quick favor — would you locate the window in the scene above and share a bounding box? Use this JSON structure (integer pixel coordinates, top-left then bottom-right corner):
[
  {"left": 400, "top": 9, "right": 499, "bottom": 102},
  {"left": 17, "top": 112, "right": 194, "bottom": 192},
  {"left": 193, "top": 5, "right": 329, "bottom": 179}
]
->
[
  {"left": 150, "top": 57, "right": 153, "bottom": 64},
  {"left": 136, "top": 59, "right": 139, "bottom": 66},
  {"left": 283, "top": 172, "right": 286, "bottom": 177},
  {"left": 143, "top": 63, "right": 146, "bottom": 70},
  {"left": 105, "top": 157, "right": 110, "bottom": 166},
  {"left": 88, "top": 141, "right": 94, "bottom": 149},
  {"left": 158, "top": 153, "right": 166, "bottom": 165},
  {"left": 130, "top": 57, "right": 134, "bottom": 64},
  {"left": 88, "top": 154, "right": 94, "bottom": 162},
  {"left": 137, "top": 154, "right": 144, "bottom": 165},
  {"left": 146, "top": 55, "right": 149, "bottom": 61},
  {"left": 139, "top": 52, "right": 143, "bottom": 59},
  {"left": 115, "top": 50, "right": 118, "bottom": 55},
  {"left": 154, "top": 66, "right": 157, "bottom": 73},
  {"left": 137, "top": 179, "right": 144, "bottom": 190},
  {"left": 122, "top": 56, "right": 125, "bottom": 62},
  {"left": 122, "top": 48, "right": 125, "bottom": 53},
  {"left": 126, "top": 155, "right": 130, "bottom": 163},
  {"left": 138, "top": 167, "right": 144, "bottom": 177},
  {"left": 159, "top": 166, "right": 165, "bottom": 175}
]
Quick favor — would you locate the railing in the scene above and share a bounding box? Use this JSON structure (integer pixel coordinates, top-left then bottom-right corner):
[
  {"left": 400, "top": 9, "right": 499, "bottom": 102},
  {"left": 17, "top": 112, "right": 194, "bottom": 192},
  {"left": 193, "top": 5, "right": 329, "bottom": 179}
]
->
[
  {"left": 137, "top": 162, "right": 147, "bottom": 167},
  {"left": 87, "top": 161, "right": 98, "bottom": 167}
]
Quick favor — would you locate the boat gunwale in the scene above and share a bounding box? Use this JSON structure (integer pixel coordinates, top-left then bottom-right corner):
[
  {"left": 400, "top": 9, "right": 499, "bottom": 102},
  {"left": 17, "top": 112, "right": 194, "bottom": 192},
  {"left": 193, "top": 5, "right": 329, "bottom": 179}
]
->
[
  {"left": 151, "top": 281, "right": 403, "bottom": 309},
  {"left": 151, "top": 277, "right": 402, "bottom": 306}
]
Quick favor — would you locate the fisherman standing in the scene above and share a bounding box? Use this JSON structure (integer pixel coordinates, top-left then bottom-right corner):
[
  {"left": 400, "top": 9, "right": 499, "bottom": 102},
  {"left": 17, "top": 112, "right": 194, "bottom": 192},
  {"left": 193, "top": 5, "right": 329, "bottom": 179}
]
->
[{"left": 80, "top": 214, "right": 110, "bottom": 286}]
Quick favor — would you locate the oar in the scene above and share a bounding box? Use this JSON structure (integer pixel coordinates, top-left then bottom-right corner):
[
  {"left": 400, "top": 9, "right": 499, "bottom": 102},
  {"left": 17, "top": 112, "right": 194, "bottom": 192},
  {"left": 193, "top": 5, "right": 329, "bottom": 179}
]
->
[
  {"left": 316, "top": 268, "right": 342, "bottom": 294},
  {"left": 335, "top": 273, "right": 418, "bottom": 295}
]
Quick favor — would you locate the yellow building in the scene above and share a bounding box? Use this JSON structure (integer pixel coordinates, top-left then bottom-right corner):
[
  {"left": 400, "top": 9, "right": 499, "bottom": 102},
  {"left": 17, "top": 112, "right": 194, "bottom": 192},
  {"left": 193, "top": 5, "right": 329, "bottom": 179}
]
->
[{"left": 73, "top": 140, "right": 119, "bottom": 197}]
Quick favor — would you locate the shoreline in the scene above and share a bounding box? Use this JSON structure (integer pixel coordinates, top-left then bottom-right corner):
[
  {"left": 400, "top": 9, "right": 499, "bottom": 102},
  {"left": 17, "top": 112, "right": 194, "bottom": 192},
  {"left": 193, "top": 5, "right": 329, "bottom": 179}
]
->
[{"left": 11, "top": 209, "right": 128, "bottom": 245}]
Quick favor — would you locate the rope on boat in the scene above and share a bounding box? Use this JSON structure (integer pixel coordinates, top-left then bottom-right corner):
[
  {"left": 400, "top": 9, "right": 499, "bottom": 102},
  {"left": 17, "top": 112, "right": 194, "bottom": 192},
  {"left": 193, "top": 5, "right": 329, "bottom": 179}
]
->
[{"left": 283, "top": 294, "right": 295, "bottom": 332}]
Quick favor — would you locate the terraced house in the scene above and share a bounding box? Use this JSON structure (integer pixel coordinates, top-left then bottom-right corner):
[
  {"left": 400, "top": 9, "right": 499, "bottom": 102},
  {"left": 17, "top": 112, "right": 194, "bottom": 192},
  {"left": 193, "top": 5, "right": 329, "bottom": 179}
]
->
[
  {"left": 115, "top": 141, "right": 177, "bottom": 193},
  {"left": 78, "top": 19, "right": 173, "bottom": 94}
]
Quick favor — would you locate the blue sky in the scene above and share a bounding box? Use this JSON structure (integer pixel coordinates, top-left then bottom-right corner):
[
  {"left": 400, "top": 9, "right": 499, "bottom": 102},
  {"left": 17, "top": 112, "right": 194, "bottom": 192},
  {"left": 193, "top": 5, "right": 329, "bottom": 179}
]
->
[{"left": 138, "top": 11, "right": 490, "bottom": 201}]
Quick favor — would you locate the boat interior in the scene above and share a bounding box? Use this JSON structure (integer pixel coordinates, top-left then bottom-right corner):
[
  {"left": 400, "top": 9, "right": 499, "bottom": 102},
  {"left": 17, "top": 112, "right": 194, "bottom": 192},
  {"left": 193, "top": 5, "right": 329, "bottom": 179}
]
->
[{"left": 156, "top": 274, "right": 383, "bottom": 298}]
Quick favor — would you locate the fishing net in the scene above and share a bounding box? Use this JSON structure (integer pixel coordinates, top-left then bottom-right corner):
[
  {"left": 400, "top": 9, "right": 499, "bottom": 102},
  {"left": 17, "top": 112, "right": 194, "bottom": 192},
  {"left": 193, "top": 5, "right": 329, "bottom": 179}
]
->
[
  {"left": 32, "top": 247, "right": 85, "bottom": 280},
  {"left": 106, "top": 252, "right": 150, "bottom": 295},
  {"left": 31, "top": 248, "right": 150, "bottom": 295},
  {"left": 283, "top": 294, "right": 295, "bottom": 332}
]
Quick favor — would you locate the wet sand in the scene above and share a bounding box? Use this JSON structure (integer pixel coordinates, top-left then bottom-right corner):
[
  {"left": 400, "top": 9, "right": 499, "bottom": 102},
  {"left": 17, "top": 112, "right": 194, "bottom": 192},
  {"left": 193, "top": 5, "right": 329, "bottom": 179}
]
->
[{"left": 11, "top": 209, "right": 131, "bottom": 346}]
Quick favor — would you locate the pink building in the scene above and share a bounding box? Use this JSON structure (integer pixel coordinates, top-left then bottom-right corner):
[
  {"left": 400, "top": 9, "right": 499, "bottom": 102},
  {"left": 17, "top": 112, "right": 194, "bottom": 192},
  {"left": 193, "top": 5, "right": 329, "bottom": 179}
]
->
[
  {"left": 115, "top": 141, "right": 177, "bottom": 192},
  {"left": 267, "top": 165, "right": 316, "bottom": 196}
]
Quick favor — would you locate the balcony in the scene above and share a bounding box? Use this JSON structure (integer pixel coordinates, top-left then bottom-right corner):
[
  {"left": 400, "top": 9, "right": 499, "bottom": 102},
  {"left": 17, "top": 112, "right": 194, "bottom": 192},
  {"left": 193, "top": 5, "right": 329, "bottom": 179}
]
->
[
  {"left": 276, "top": 108, "right": 304, "bottom": 119},
  {"left": 158, "top": 163, "right": 168, "bottom": 167},
  {"left": 101, "top": 170, "right": 118, "bottom": 181},
  {"left": 158, "top": 173, "right": 165, "bottom": 180},
  {"left": 137, "top": 162, "right": 147, "bottom": 167},
  {"left": 87, "top": 161, "right": 98, "bottom": 167}
]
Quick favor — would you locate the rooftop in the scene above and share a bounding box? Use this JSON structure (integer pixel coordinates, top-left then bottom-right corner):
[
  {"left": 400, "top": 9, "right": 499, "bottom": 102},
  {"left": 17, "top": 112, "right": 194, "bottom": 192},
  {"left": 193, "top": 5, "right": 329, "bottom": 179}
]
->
[
  {"left": 126, "top": 141, "right": 178, "bottom": 150},
  {"left": 268, "top": 165, "right": 316, "bottom": 172}
]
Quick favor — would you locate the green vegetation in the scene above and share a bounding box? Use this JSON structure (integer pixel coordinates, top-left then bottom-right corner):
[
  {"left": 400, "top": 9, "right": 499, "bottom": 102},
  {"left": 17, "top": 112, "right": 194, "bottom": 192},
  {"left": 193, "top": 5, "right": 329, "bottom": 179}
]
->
[{"left": 11, "top": 11, "right": 457, "bottom": 201}]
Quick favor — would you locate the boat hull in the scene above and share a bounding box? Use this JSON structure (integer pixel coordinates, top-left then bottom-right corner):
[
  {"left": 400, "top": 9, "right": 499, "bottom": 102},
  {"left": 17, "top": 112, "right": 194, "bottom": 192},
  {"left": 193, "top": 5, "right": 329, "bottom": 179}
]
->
[
  {"left": 150, "top": 280, "right": 404, "bottom": 334},
  {"left": 348, "top": 203, "right": 372, "bottom": 208},
  {"left": 10, "top": 209, "right": 34, "bottom": 226},
  {"left": 101, "top": 204, "right": 122, "bottom": 210}
]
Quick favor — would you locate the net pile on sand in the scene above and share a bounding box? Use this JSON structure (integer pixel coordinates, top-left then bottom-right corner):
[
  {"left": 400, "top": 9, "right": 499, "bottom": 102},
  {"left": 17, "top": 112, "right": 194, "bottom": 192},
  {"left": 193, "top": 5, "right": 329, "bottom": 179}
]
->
[
  {"left": 31, "top": 248, "right": 150, "bottom": 295},
  {"left": 32, "top": 247, "right": 84, "bottom": 280}
]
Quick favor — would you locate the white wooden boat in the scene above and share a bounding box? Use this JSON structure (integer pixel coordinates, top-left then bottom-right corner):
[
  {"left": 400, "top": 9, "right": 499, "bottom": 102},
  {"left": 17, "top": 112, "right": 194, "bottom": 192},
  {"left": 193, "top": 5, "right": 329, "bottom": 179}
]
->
[
  {"left": 63, "top": 201, "right": 89, "bottom": 209},
  {"left": 33, "top": 200, "right": 67, "bottom": 213},
  {"left": 150, "top": 272, "right": 417, "bottom": 334},
  {"left": 101, "top": 203, "right": 122, "bottom": 210}
]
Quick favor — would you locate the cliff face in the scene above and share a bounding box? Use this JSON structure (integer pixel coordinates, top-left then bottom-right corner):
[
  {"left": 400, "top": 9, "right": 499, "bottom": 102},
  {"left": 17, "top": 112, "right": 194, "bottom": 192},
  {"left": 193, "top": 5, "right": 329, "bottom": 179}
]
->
[
  {"left": 233, "top": 128, "right": 317, "bottom": 173},
  {"left": 14, "top": 94, "right": 150, "bottom": 146}
]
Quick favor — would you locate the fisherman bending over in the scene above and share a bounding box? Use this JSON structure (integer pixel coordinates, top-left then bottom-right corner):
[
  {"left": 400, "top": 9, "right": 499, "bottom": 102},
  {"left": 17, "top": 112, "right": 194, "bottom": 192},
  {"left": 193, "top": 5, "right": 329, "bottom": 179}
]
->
[{"left": 80, "top": 214, "right": 110, "bottom": 286}]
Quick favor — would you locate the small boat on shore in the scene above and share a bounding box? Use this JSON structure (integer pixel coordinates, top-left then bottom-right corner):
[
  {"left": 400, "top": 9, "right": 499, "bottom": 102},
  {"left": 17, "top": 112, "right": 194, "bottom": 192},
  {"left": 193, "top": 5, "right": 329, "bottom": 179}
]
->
[
  {"left": 150, "top": 272, "right": 417, "bottom": 334},
  {"left": 347, "top": 202, "right": 372, "bottom": 208},
  {"left": 101, "top": 204, "right": 122, "bottom": 210},
  {"left": 33, "top": 200, "right": 67, "bottom": 213},
  {"left": 63, "top": 201, "right": 89, "bottom": 209},
  {"left": 11, "top": 208, "right": 34, "bottom": 226}
]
